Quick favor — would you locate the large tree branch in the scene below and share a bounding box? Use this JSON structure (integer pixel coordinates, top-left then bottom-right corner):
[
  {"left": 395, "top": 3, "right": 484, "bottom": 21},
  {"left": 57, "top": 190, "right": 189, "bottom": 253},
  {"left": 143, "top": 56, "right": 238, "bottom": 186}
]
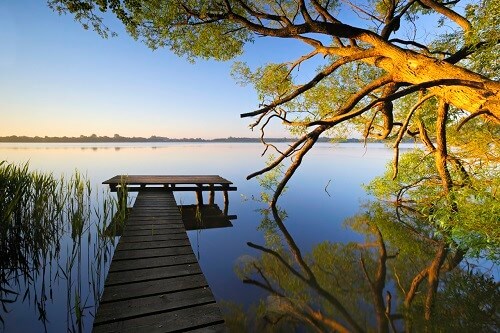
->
[
  {"left": 241, "top": 49, "right": 380, "bottom": 119},
  {"left": 417, "top": 0, "right": 471, "bottom": 32},
  {"left": 311, "top": 79, "right": 500, "bottom": 126},
  {"left": 435, "top": 100, "right": 453, "bottom": 193},
  {"left": 271, "top": 125, "right": 327, "bottom": 204}
]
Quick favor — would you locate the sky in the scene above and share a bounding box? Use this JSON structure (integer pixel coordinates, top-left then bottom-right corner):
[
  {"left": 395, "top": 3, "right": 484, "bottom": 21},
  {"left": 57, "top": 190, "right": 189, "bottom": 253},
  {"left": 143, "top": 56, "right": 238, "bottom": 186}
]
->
[
  {"left": 0, "top": 1, "right": 451, "bottom": 139},
  {"left": 1, "top": 1, "right": 298, "bottom": 139}
]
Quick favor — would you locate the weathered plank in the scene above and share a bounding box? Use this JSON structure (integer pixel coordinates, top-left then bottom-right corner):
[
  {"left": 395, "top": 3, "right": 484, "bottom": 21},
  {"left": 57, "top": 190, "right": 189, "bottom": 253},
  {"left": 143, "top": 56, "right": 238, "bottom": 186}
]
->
[
  {"left": 93, "top": 189, "right": 226, "bottom": 332},
  {"left": 116, "top": 239, "right": 191, "bottom": 250},
  {"left": 112, "top": 246, "right": 194, "bottom": 260},
  {"left": 121, "top": 228, "right": 187, "bottom": 236},
  {"left": 118, "top": 233, "right": 189, "bottom": 243},
  {"left": 93, "top": 303, "right": 225, "bottom": 333},
  {"left": 100, "top": 274, "right": 209, "bottom": 303},
  {"left": 109, "top": 254, "right": 198, "bottom": 272},
  {"left": 103, "top": 175, "right": 233, "bottom": 185},
  {"left": 188, "top": 324, "right": 228, "bottom": 333},
  {"left": 105, "top": 264, "right": 202, "bottom": 286},
  {"left": 125, "top": 220, "right": 184, "bottom": 225},
  {"left": 93, "top": 288, "right": 216, "bottom": 325}
]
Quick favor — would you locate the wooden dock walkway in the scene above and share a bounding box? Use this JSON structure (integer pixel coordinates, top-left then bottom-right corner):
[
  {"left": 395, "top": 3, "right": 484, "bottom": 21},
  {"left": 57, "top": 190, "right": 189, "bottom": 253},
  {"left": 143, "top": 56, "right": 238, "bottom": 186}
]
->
[{"left": 92, "top": 190, "right": 227, "bottom": 333}]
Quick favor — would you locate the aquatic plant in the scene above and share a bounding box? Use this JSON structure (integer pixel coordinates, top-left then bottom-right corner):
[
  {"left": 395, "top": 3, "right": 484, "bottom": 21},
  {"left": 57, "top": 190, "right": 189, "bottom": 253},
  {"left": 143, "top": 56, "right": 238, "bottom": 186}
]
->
[{"left": 0, "top": 161, "right": 125, "bottom": 331}]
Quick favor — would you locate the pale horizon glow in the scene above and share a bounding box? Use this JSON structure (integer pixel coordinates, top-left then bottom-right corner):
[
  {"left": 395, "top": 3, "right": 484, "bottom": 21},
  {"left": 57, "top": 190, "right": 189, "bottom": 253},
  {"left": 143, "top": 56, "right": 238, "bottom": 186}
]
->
[{"left": 1, "top": 1, "right": 290, "bottom": 139}]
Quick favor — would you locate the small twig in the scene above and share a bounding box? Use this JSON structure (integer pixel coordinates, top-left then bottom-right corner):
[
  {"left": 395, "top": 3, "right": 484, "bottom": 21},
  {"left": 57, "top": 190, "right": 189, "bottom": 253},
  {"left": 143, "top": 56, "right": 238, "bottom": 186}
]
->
[{"left": 324, "top": 179, "right": 332, "bottom": 197}]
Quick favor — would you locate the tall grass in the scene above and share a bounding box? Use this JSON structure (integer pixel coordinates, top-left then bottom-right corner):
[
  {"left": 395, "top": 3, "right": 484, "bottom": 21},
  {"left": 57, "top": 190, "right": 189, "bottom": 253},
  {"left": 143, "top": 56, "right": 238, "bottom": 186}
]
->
[{"left": 0, "top": 161, "right": 125, "bottom": 332}]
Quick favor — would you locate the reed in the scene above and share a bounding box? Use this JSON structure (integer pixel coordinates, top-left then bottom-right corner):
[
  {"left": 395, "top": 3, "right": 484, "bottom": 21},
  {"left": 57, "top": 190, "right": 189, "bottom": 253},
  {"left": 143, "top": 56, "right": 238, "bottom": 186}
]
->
[{"left": 0, "top": 161, "right": 124, "bottom": 331}]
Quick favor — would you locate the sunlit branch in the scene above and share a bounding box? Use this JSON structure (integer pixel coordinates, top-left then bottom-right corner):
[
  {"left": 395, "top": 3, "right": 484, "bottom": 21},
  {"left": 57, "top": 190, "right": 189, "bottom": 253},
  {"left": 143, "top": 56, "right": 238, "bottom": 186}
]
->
[
  {"left": 392, "top": 93, "right": 436, "bottom": 179},
  {"left": 348, "top": 75, "right": 395, "bottom": 121},
  {"left": 259, "top": 114, "right": 291, "bottom": 156},
  {"left": 395, "top": 176, "right": 438, "bottom": 204},
  {"left": 241, "top": 56, "right": 360, "bottom": 119},
  {"left": 372, "top": 83, "right": 399, "bottom": 139},
  {"left": 364, "top": 110, "right": 380, "bottom": 140},
  {"left": 417, "top": 118, "right": 436, "bottom": 152},
  {"left": 456, "top": 109, "right": 497, "bottom": 131},
  {"left": 241, "top": 50, "right": 380, "bottom": 120},
  {"left": 380, "top": 0, "right": 397, "bottom": 40},
  {"left": 311, "top": 78, "right": 492, "bottom": 126},
  {"left": 417, "top": 0, "right": 471, "bottom": 32},
  {"left": 184, "top": 17, "right": 225, "bottom": 25},
  {"left": 435, "top": 100, "right": 452, "bottom": 193},
  {"left": 389, "top": 38, "right": 448, "bottom": 56}
]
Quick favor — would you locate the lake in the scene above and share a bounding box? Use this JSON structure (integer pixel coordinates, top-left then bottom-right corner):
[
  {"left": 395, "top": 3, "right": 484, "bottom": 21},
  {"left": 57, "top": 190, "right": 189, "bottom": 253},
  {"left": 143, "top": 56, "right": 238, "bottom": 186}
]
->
[{"left": 1, "top": 142, "right": 497, "bottom": 332}]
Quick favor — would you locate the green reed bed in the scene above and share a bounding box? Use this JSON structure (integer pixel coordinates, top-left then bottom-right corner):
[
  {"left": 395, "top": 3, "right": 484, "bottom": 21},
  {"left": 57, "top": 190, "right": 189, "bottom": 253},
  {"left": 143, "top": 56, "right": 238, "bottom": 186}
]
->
[{"left": 0, "top": 161, "right": 125, "bottom": 332}]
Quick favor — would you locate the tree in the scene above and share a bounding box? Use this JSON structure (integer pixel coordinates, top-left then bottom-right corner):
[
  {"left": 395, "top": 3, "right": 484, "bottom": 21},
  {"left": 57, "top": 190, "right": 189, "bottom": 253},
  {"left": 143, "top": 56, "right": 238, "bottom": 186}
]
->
[
  {"left": 48, "top": 0, "right": 499, "bottom": 203},
  {"left": 49, "top": 1, "right": 498, "bottom": 307}
]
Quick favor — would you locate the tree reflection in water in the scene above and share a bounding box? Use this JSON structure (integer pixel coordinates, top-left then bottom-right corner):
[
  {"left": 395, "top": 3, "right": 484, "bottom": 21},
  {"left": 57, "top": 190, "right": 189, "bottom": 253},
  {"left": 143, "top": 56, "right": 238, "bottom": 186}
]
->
[{"left": 227, "top": 203, "right": 498, "bottom": 332}]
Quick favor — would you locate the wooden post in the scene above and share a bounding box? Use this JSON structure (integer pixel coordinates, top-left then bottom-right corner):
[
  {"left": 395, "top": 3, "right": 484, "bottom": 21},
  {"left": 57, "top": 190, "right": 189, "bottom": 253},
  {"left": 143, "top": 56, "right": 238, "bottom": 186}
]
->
[
  {"left": 196, "top": 184, "right": 203, "bottom": 206},
  {"left": 209, "top": 184, "right": 215, "bottom": 205},
  {"left": 223, "top": 185, "right": 229, "bottom": 215}
]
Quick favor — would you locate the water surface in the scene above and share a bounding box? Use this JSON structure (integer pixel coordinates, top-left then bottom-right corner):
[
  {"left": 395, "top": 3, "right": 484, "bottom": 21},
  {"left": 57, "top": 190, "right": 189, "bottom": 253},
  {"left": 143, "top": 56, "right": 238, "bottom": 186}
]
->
[{"left": 1, "top": 142, "right": 497, "bottom": 332}]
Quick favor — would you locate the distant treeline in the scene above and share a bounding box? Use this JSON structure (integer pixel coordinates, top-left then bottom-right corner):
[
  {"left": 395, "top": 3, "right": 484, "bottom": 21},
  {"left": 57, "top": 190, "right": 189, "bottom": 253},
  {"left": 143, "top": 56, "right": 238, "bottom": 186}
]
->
[{"left": 0, "top": 134, "right": 409, "bottom": 143}]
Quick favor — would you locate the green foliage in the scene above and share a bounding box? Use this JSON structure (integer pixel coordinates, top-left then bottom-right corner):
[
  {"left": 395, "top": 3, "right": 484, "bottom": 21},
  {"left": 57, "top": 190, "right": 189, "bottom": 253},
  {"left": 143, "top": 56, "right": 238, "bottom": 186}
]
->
[
  {"left": 367, "top": 149, "right": 439, "bottom": 202},
  {"left": 49, "top": 0, "right": 253, "bottom": 61},
  {"left": 232, "top": 62, "right": 293, "bottom": 103},
  {"left": 256, "top": 155, "right": 288, "bottom": 204},
  {"left": 465, "top": 0, "right": 500, "bottom": 78},
  {"left": 366, "top": 148, "right": 500, "bottom": 261}
]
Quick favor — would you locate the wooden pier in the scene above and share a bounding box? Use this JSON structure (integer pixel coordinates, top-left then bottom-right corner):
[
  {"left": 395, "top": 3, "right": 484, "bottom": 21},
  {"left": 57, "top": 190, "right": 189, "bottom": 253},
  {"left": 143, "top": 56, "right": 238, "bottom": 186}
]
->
[{"left": 93, "top": 176, "right": 236, "bottom": 333}]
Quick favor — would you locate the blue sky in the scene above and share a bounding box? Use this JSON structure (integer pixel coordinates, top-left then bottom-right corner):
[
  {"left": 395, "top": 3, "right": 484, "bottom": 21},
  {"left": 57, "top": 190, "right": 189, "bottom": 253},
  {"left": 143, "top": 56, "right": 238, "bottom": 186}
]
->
[
  {"left": 1, "top": 1, "right": 293, "bottom": 138},
  {"left": 0, "top": 1, "right": 451, "bottom": 139}
]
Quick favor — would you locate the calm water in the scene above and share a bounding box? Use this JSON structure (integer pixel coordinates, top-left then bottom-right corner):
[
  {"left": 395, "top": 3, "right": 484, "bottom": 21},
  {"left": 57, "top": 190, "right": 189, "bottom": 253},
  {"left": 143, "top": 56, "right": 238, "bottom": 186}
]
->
[{"left": 1, "top": 142, "right": 498, "bottom": 332}]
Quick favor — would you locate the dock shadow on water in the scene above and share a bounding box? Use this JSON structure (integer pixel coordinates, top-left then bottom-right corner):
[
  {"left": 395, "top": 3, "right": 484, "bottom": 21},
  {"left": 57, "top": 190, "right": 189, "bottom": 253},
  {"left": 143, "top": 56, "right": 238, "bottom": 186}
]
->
[
  {"left": 0, "top": 162, "right": 125, "bottom": 333},
  {"left": 179, "top": 204, "right": 236, "bottom": 232},
  {"left": 223, "top": 202, "right": 498, "bottom": 332}
]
